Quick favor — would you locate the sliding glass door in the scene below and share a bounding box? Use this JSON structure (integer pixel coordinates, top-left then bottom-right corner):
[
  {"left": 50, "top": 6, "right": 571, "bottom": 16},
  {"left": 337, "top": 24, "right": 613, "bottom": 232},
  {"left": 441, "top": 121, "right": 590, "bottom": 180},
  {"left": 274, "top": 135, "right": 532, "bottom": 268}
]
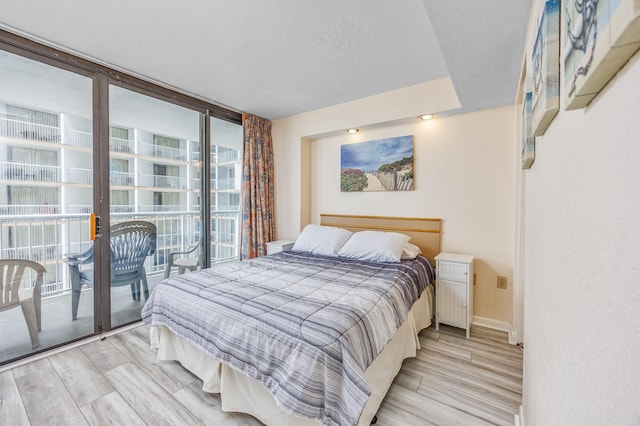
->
[
  {"left": 0, "top": 31, "right": 242, "bottom": 366},
  {"left": 108, "top": 85, "right": 202, "bottom": 328},
  {"left": 0, "top": 49, "right": 95, "bottom": 363}
]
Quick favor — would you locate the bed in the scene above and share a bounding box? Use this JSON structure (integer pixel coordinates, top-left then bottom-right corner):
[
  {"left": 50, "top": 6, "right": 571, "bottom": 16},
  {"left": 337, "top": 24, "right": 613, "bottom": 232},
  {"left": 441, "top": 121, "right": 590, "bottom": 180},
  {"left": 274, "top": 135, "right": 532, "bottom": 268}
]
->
[{"left": 142, "top": 214, "right": 441, "bottom": 426}]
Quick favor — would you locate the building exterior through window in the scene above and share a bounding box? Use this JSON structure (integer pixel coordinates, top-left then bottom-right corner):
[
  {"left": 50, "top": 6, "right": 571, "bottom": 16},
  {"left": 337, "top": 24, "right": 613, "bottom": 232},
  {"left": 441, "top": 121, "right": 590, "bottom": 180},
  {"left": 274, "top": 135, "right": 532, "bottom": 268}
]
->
[{"left": 1, "top": 103, "right": 242, "bottom": 301}]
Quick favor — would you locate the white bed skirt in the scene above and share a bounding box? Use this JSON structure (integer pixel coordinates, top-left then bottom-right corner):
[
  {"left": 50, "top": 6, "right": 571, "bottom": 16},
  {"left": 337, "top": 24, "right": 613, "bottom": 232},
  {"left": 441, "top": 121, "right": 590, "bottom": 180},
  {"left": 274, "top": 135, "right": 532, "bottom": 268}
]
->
[{"left": 151, "top": 285, "right": 434, "bottom": 425}]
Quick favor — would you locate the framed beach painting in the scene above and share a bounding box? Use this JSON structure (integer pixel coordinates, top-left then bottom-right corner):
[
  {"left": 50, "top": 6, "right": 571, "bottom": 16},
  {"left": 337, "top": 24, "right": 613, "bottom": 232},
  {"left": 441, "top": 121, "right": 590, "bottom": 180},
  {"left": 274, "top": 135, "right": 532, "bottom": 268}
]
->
[
  {"left": 564, "top": 0, "right": 640, "bottom": 110},
  {"left": 340, "top": 135, "right": 414, "bottom": 192},
  {"left": 522, "top": 91, "right": 535, "bottom": 169},
  {"left": 532, "top": 0, "right": 560, "bottom": 136}
]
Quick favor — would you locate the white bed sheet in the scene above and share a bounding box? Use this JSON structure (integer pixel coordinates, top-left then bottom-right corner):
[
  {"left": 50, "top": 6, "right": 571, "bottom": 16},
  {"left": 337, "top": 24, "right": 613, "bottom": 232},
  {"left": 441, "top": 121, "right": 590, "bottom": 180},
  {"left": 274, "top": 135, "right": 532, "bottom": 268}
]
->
[{"left": 150, "top": 284, "right": 434, "bottom": 425}]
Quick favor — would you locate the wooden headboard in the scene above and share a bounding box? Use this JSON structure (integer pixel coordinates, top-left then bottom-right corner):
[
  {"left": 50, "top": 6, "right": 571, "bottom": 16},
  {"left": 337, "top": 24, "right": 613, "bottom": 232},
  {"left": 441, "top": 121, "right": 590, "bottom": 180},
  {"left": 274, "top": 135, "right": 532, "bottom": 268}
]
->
[{"left": 320, "top": 214, "right": 442, "bottom": 264}]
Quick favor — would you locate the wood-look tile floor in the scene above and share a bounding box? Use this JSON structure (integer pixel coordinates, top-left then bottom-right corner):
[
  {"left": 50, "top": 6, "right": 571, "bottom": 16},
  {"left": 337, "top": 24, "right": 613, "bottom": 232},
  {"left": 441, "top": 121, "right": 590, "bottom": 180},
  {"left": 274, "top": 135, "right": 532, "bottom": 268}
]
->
[{"left": 1, "top": 323, "right": 522, "bottom": 425}]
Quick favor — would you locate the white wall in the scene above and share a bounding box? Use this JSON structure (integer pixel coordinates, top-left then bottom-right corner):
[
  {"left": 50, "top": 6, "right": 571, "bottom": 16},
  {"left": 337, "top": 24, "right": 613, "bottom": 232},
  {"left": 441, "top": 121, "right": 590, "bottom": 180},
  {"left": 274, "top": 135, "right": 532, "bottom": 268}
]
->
[
  {"left": 273, "top": 83, "right": 516, "bottom": 322},
  {"left": 521, "top": 36, "right": 640, "bottom": 426},
  {"left": 272, "top": 77, "right": 461, "bottom": 240}
]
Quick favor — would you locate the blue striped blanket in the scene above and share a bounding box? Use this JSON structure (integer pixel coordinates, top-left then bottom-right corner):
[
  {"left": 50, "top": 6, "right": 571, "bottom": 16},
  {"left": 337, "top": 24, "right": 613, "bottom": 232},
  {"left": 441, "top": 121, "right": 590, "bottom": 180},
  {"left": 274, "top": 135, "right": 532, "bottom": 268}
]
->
[{"left": 142, "top": 251, "right": 434, "bottom": 426}]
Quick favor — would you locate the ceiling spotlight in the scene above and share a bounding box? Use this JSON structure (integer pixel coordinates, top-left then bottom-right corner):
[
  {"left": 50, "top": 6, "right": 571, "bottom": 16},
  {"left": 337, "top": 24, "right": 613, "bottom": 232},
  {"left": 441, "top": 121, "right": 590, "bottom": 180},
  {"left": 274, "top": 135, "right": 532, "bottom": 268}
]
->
[
  {"left": 346, "top": 128, "right": 359, "bottom": 134},
  {"left": 418, "top": 114, "right": 436, "bottom": 120}
]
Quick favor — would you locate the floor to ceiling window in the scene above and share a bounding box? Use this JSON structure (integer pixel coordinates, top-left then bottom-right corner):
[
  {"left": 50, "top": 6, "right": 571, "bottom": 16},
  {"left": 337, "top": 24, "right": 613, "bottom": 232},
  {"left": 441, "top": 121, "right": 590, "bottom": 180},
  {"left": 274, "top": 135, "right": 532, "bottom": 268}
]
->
[
  {"left": 210, "top": 117, "right": 242, "bottom": 264},
  {"left": 108, "top": 85, "right": 203, "bottom": 328},
  {"left": 0, "top": 30, "right": 242, "bottom": 366},
  {"left": 0, "top": 49, "right": 94, "bottom": 362}
]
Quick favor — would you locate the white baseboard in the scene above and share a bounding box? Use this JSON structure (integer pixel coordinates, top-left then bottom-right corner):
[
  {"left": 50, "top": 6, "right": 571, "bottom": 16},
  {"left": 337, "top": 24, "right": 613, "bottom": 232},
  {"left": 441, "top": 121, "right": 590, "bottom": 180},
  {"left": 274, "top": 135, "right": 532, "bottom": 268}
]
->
[
  {"left": 472, "top": 316, "right": 513, "bottom": 336},
  {"left": 509, "top": 330, "right": 520, "bottom": 346},
  {"left": 514, "top": 404, "right": 525, "bottom": 426},
  {"left": 472, "top": 316, "right": 521, "bottom": 346}
]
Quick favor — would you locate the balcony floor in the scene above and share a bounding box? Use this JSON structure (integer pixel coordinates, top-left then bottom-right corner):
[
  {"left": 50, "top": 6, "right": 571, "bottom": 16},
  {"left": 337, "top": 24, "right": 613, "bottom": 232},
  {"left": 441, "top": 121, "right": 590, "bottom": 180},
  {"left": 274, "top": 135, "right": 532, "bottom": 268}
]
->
[{"left": 0, "top": 274, "right": 164, "bottom": 365}]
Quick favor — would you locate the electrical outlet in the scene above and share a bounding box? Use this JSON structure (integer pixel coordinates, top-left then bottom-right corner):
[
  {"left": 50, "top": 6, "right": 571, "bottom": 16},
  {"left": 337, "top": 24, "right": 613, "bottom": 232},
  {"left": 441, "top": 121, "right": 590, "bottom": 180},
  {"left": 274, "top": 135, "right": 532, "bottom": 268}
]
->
[{"left": 497, "top": 276, "right": 507, "bottom": 289}]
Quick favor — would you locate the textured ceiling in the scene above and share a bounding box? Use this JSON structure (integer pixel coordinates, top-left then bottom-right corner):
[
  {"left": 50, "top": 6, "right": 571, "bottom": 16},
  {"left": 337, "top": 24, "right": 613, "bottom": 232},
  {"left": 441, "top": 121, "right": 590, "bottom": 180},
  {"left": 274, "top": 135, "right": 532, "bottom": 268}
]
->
[{"left": 0, "top": 0, "right": 531, "bottom": 120}]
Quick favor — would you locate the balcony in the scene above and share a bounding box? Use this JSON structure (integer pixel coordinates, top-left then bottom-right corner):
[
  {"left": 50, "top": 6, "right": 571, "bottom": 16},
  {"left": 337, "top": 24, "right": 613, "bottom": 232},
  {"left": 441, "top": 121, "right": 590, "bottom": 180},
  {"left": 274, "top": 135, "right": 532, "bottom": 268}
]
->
[
  {"left": 138, "top": 173, "right": 187, "bottom": 189},
  {"left": 110, "top": 170, "right": 135, "bottom": 187},
  {"left": 0, "top": 210, "right": 239, "bottom": 298},
  {"left": 64, "top": 167, "right": 92, "bottom": 185},
  {"left": 138, "top": 205, "right": 192, "bottom": 212},
  {"left": 109, "top": 137, "right": 134, "bottom": 154},
  {"left": 212, "top": 150, "right": 241, "bottom": 164},
  {"left": 111, "top": 205, "right": 135, "bottom": 213},
  {"left": 0, "top": 116, "right": 61, "bottom": 143},
  {"left": 138, "top": 142, "right": 186, "bottom": 161},
  {"left": 66, "top": 205, "right": 93, "bottom": 214},
  {"left": 212, "top": 205, "right": 240, "bottom": 211},
  {"left": 64, "top": 129, "right": 92, "bottom": 148},
  {"left": 1, "top": 161, "right": 61, "bottom": 183},
  {"left": 0, "top": 204, "right": 59, "bottom": 215},
  {"left": 212, "top": 177, "right": 237, "bottom": 191},
  {"left": 0, "top": 118, "right": 198, "bottom": 161},
  {"left": 0, "top": 204, "right": 149, "bottom": 215}
]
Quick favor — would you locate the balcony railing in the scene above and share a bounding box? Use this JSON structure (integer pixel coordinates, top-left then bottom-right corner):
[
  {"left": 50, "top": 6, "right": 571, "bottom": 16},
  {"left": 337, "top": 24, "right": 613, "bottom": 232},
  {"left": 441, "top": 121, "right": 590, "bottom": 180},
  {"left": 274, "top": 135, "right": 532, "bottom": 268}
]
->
[
  {"left": 138, "top": 173, "right": 187, "bottom": 189},
  {"left": 0, "top": 205, "right": 60, "bottom": 215},
  {"left": 0, "top": 117, "right": 61, "bottom": 143},
  {"left": 111, "top": 205, "right": 135, "bottom": 213},
  {"left": 64, "top": 129, "right": 92, "bottom": 148},
  {"left": 194, "top": 150, "right": 241, "bottom": 164},
  {"left": 2, "top": 205, "right": 207, "bottom": 214},
  {"left": 3, "top": 243, "right": 61, "bottom": 263},
  {"left": 0, "top": 162, "right": 100, "bottom": 186},
  {"left": 0, "top": 204, "right": 149, "bottom": 214},
  {"left": 137, "top": 205, "right": 196, "bottom": 212},
  {"left": 212, "top": 177, "right": 237, "bottom": 190},
  {"left": 138, "top": 142, "right": 186, "bottom": 161},
  {"left": 110, "top": 170, "right": 135, "bottom": 186},
  {"left": 64, "top": 167, "right": 92, "bottom": 185},
  {"left": 1, "top": 161, "right": 61, "bottom": 183},
  {"left": 212, "top": 150, "right": 241, "bottom": 164},
  {"left": 110, "top": 137, "right": 134, "bottom": 153},
  {"left": 0, "top": 210, "right": 240, "bottom": 298},
  {"left": 66, "top": 205, "right": 93, "bottom": 214},
  {"left": 212, "top": 205, "right": 240, "bottom": 211}
]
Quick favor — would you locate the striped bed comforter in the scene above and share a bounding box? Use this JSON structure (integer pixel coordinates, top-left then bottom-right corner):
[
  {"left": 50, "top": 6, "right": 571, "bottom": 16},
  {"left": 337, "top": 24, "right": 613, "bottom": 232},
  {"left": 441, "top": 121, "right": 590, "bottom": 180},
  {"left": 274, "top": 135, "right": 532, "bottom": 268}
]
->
[{"left": 142, "top": 251, "right": 434, "bottom": 426}]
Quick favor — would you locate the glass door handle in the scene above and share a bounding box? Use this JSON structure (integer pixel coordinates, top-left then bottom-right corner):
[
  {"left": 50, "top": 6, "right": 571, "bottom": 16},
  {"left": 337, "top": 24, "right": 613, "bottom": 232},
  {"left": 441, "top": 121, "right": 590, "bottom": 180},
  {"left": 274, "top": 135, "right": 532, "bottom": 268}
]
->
[{"left": 91, "top": 214, "right": 101, "bottom": 240}]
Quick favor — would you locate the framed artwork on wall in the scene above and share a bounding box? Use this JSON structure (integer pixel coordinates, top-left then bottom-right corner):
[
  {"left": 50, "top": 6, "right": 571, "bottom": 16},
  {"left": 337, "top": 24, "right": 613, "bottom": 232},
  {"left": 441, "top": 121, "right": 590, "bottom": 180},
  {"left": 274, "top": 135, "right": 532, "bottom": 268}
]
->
[
  {"left": 564, "top": 0, "right": 640, "bottom": 110},
  {"left": 532, "top": 0, "right": 560, "bottom": 136},
  {"left": 340, "top": 135, "right": 414, "bottom": 192},
  {"left": 522, "top": 91, "right": 535, "bottom": 169}
]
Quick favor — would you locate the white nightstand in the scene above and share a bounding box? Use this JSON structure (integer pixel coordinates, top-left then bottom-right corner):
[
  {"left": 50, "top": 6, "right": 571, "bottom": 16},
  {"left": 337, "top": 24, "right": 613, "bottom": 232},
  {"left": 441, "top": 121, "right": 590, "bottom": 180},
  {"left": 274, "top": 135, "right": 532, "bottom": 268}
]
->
[
  {"left": 266, "top": 240, "right": 295, "bottom": 255},
  {"left": 435, "top": 252, "right": 475, "bottom": 338}
]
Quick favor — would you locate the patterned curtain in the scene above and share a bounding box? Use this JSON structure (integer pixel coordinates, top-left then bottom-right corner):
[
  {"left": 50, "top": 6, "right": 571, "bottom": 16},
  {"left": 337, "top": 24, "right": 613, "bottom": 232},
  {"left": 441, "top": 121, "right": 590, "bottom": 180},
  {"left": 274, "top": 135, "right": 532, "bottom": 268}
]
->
[{"left": 241, "top": 113, "right": 275, "bottom": 259}]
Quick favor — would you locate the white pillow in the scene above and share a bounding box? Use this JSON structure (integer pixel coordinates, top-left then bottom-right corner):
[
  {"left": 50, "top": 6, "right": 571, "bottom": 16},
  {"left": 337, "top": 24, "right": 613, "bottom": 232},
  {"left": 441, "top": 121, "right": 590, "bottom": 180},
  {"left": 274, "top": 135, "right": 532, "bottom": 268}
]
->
[
  {"left": 337, "top": 231, "right": 410, "bottom": 263},
  {"left": 401, "top": 242, "right": 422, "bottom": 260},
  {"left": 292, "top": 224, "right": 353, "bottom": 257}
]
